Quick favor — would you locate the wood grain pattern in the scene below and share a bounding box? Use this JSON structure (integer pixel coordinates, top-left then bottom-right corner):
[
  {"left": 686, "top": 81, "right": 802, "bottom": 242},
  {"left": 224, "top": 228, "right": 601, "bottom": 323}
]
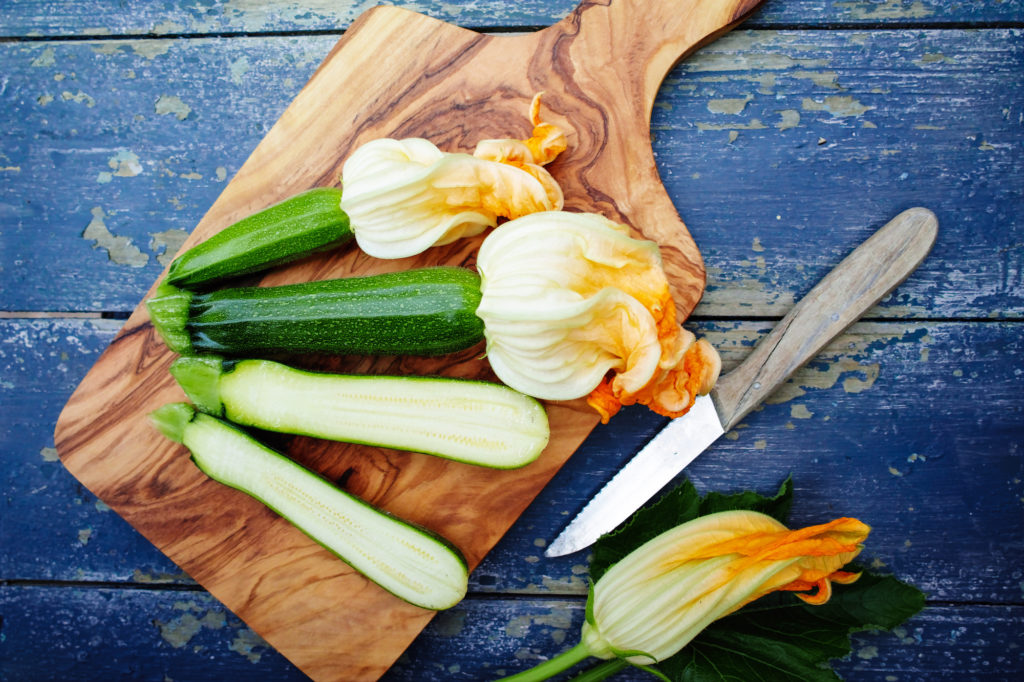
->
[{"left": 53, "top": 1, "right": 764, "bottom": 679}]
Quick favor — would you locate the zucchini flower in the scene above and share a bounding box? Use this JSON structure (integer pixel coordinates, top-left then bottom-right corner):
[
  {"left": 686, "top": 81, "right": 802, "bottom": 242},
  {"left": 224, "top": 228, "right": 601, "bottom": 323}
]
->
[
  {"left": 341, "top": 94, "right": 567, "bottom": 259},
  {"left": 475, "top": 211, "right": 721, "bottom": 423},
  {"left": 499, "top": 510, "right": 869, "bottom": 680}
]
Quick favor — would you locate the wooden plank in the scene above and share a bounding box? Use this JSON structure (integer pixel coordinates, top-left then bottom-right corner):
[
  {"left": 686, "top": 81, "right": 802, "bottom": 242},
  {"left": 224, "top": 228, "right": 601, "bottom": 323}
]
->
[
  {"left": 4, "top": 29, "right": 1021, "bottom": 317},
  {"left": 0, "top": 585, "right": 304, "bottom": 681},
  {"left": 1, "top": 0, "right": 1022, "bottom": 37},
  {"left": 398, "top": 600, "right": 1024, "bottom": 681},
  {"left": 1, "top": 585, "right": 1021, "bottom": 680},
  {"left": 0, "top": 318, "right": 187, "bottom": 584},
  {"left": 658, "top": 28, "right": 1024, "bottom": 320},
  {"left": 401, "top": 600, "right": 1024, "bottom": 680},
  {"left": 6, "top": 319, "right": 1022, "bottom": 605},
  {"left": 1, "top": 35, "right": 308, "bottom": 313}
]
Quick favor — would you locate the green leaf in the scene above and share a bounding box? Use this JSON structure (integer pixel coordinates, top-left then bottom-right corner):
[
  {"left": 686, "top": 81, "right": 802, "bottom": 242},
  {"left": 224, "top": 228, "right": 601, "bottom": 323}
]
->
[
  {"left": 589, "top": 477, "right": 793, "bottom": 583},
  {"left": 587, "top": 478, "right": 925, "bottom": 681},
  {"left": 698, "top": 477, "right": 792, "bottom": 523}
]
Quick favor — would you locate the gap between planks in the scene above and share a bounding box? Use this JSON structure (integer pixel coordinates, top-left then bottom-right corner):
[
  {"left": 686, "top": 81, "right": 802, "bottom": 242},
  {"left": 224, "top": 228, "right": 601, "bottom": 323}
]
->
[
  {"left": 1, "top": 580, "right": 1016, "bottom": 609},
  {"left": 0, "top": 312, "right": 104, "bottom": 319},
  {"left": 2, "top": 20, "right": 1022, "bottom": 44}
]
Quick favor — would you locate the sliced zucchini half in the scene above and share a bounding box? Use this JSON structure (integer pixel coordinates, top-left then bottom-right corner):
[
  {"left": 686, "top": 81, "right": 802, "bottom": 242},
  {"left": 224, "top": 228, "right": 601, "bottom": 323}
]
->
[
  {"left": 150, "top": 402, "right": 468, "bottom": 610},
  {"left": 170, "top": 356, "right": 549, "bottom": 469}
]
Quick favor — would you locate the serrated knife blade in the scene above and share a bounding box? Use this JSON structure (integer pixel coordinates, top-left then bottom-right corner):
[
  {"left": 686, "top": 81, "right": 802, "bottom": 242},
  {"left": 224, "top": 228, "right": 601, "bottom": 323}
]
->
[
  {"left": 545, "top": 393, "right": 725, "bottom": 558},
  {"left": 545, "top": 207, "right": 939, "bottom": 557}
]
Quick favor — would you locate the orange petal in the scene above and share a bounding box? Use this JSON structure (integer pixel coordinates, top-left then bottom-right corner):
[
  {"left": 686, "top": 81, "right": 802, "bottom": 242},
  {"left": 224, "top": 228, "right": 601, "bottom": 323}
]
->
[
  {"left": 794, "top": 578, "right": 834, "bottom": 605},
  {"left": 524, "top": 92, "right": 568, "bottom": 165},
  {"left": 700, "top": 518, "right": 869, "bottom": 562},
  {"left": 829, "top": 570, "right": 863, "bottom": 585},
  {"left": 703, "top": 518, "right": 869, "bottom": 606},
  {"left": 474, "top": 94, "right": 567, "bottom": 210},
  {"left": 587, "top": 380, "right": 623, "bottom": 424},
  {"left": 587, "top": 311, "right": 722, "bottom": 421},
  {"left": 473, "top": 93, "right": 567, "bottom": 168}
]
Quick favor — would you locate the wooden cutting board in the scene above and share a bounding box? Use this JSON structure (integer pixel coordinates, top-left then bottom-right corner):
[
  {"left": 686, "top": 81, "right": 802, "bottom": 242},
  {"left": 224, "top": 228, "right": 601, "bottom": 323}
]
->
[{"left": 54, "top": 1, "right": 764, "bottom": 679}]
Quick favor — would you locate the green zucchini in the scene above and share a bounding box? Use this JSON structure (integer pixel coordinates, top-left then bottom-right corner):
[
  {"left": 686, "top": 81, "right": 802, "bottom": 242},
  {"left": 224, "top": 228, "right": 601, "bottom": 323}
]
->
[
  {"left": 170, "top": 356, "right": 549, "bottom": 468},
  {"left": 147, "top": 266, "right": 485, "bottom": 357},
  {"left": 150, "top": 402, "right": 468, "bottom": 610},
  {"left": 165, "top": 187, "right": 351, "bottom": 289}
]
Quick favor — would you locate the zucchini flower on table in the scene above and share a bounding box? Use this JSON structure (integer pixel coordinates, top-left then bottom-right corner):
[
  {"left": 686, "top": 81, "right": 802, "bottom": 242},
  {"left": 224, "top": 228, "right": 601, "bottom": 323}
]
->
[
  {"left": 499, "top": 510, "right": 870, "bottom": 681},
  {"left": 475, "top": 211, "right": 721, "bottom": 423},
  {"left": 341, "top": 94, "right": 567, "bottom": 259}
]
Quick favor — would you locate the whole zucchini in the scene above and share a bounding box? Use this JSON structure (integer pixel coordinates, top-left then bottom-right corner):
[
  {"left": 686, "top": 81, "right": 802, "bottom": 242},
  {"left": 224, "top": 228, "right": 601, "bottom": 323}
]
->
[
  {"left": 150, "top": 402, "right": 468, "bottom": 610},
  {"left": 147, "top": 266, "right": 485, "bottom": 357},
  {"left": 165, "top": 187, "right": 351, "bottom": 289}
]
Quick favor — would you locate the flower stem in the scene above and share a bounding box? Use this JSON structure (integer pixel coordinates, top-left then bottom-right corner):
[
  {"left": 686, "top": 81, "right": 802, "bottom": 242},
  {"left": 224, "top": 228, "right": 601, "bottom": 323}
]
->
[
  {"left": 567, "top": 658, "right": 628, "bottom": 681},
  {"left": 496, "top": 642, "right": 592, "bottom": 681}
]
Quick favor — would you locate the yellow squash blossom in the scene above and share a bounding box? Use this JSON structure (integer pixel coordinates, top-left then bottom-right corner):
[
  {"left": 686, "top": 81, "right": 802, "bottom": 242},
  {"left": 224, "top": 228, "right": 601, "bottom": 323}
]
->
[
  {"left": 582, "top": 510, "right": 868, "bottom": 663},
  {"left": 499, "top": 510, "right": 870, "bottom": 680},
  {"left": 475, "top": 211, "right": 721, "bottom": 423},
  {"left": 340, "top": 95, "right": 567, "bottom": 259}
]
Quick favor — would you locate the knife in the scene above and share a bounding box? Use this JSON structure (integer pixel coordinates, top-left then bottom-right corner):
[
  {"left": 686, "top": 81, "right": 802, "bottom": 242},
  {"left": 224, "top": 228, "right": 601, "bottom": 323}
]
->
[{"left": 545, "top": 207, "right": 938, "bottom": 557}]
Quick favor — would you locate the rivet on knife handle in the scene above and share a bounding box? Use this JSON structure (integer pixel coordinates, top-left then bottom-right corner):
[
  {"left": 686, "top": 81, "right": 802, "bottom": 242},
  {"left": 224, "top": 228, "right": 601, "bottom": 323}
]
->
[
  {"left": 711, "top": 207, "right": 938, "bottom": 431},
  {"left": 545, "top": 207, "right": 938, "bottom": 558}
]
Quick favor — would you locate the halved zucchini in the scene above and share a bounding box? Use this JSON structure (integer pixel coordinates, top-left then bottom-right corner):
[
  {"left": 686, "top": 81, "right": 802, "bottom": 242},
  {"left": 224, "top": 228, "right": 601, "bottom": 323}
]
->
[
  {"left": 150, "top": 402, "right": 468, "bottom": 610},
  {"left": 170, "top": 356, "right": 549, "bottom": 469}
]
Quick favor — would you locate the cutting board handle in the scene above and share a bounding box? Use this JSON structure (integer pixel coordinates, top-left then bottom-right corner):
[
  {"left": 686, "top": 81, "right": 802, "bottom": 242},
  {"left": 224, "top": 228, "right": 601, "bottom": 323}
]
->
[{"left": 563, "top": 0, "right": 766, "bottom": 117}]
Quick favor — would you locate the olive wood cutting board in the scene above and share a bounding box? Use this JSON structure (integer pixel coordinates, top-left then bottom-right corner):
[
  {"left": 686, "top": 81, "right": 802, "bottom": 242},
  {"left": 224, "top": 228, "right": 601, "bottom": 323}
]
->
[{"left": 54, "top": 0, "right": 765, "bottom": 679}]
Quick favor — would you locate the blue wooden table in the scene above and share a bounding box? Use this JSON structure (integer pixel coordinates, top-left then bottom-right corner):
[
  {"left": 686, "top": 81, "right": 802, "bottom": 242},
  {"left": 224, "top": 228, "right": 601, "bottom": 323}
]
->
[{"left": 2, "top": 1, "right": 1022, "bottom": 680}]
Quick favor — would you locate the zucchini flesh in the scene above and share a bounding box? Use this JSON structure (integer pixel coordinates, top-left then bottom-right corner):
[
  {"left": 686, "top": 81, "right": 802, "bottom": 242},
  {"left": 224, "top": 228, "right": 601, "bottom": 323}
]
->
[
  {"left": 170, "top": 356, "right": 550, "bottom": 468},
  {"left": 166, "top": 187, "right": 351, "bottom": 289},
  {"left": 147, "top": 266, "right": 485, "bottom": 357},
  {"left": 150, "top": 402, "right": 468, "bottom": 611}
]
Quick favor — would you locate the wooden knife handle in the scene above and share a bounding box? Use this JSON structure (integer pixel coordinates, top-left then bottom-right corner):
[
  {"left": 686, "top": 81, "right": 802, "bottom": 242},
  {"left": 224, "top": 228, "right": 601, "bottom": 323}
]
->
[{"left": 712, "top": 207, "right": 939, "bottom": 431}]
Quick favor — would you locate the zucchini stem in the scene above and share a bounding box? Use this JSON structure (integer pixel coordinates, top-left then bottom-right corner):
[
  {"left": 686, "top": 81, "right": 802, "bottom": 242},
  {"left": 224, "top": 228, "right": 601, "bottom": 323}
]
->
[
  {"left": 149, "top": 402, "right": 196, "bottom": 443},
  {"left": 146, "top": 283, "right": 194, "bottom": 355},
  {"left": 169, "top": 356, "right": 225, "bottom": 416}
]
